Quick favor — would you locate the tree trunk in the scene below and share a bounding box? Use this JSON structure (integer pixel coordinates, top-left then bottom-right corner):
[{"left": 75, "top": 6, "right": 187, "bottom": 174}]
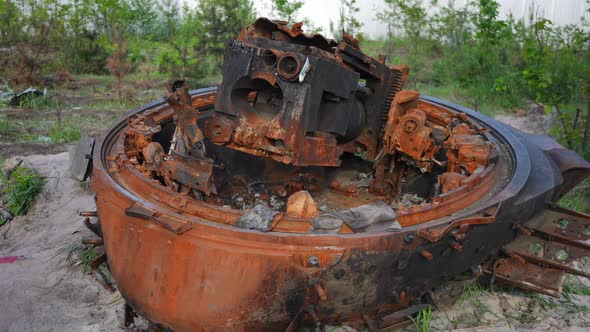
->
[
  {"left": 584, "top": 102, "right": 590, "bottom": 150},
  {"left": 554, "top": 104, "right": 572, "bottom": 148}
]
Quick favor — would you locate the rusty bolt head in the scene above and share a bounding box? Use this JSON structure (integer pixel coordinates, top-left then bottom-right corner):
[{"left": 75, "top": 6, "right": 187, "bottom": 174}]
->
[
  {"left": 308, "top": 256, "right": 319, "bottom": 267},
  {"left": 450, "top": 241, "right": 464, "bottom": 252},
  {"left": 404, "top": 119, "right": 418, "bottom": 133},
  {"left": 404, "top": 233, "right": 415, "bottom": 244},
  {"left": 421, "top": 250, "right": 433, "bottom": 261}
]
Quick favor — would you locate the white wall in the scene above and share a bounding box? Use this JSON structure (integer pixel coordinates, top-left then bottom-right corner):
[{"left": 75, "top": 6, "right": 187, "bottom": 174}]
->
[{"left": 251, "top": 0, "right": 590, "bottom": 38}]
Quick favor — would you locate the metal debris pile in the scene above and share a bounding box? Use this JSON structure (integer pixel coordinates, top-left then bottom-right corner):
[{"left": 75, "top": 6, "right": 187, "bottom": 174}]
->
[{"left": 121, "top": 18, "right": 496, "bottom": 234}]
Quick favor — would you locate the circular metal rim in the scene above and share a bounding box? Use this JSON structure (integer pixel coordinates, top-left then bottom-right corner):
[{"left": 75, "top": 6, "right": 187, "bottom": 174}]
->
[{"left": 93, "top": 87, "right": 530, "bottom": 240}]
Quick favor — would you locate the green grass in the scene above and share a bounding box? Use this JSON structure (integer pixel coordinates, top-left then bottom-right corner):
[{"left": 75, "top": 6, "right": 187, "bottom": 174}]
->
[
  {"left": 525, "top": 292, "right": 558, "bottom": 310},
  {"left": 559, "top": 179, "right": 590, "bottom": 213},
  {"left": 452, "top": 278, "right": 502, "bottom": 328},
  {"left": 64, "top": 242, "right": 99, "bottom": 273},
  {"left": 76, "top": 74, "right": 117, "bottom": 86},
  {"left": 87, "top": 99, "right": 135, "bottom": 111},
  {"left": 360, "top": 38, "right": 529, "bottom": 117},
  {"left": 418, "top": 83, "right": 459, "bottom": 101},
  {"left": 560, "top": 276, "right": 590, "bottom": 316},
  {"left": 0, "top": 166, "right": 45, "bottom": 225},
  {"left": 0, "top": 118, "right": 17, "bottom": 137},
  {"left": 80, "top": 246, "right": 98, "bottom": 273},
  {"left": 48, "top": 125, "right": 81, "bottom": 143},
  {"left": 563, "top": 276, "right": 590, "bottom": 297},
  {"left": 2, "top": 118, "right": 52, "bottom": 143},
  {"left": 1, "top": 111, "right": 115, "bottom": 145},
  {"left": 18, "top": 94, "right": 57, "bottom": 111},
  {"left": 411, "top": 305, "right": 433, "bottom": 332}
]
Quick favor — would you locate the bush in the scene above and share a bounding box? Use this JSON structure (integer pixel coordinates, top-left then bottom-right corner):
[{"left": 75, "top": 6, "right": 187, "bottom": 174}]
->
[
  {"left": 48, "top": 125, "right": 82, "bottom": 144},
  {"left": 0, "top": 166, "right": 45, "bottom": 224},
  {"left": 18, "top": 95, "right": 56, "bottom": 111}
]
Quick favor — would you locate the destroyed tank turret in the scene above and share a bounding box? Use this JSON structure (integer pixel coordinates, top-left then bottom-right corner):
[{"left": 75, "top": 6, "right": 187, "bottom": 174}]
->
[{"left": 80, "top": 18, "right": 590, "bottom": 331}]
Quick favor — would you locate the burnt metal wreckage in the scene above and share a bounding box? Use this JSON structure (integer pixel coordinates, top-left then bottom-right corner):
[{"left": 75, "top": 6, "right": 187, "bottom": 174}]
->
[{"left": 75, "top": 18, "right": 590, "bottom": 331}]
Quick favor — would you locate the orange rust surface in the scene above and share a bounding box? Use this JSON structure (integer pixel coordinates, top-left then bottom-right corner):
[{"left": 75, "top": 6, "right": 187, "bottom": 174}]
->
[
  {"left": 91, "top": 164, "right": 416, "bottom": 331},
  {"left": 111, "top": 92, "right": 501, "bottom": 231},
  {"left": 438, "top": 172, "right": 467, "bottom": 193},
  {"left": 92, "top": 88, "right": 510, "bottom": 331},
  {"left": 446, "top": 134, "right": 492, "bottom": 174}
]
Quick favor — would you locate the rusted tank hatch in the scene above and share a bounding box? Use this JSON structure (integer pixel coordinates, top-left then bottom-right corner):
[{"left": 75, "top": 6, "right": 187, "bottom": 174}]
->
[{"left": 86, "top": 18, "right": 590, "bottom": 331}]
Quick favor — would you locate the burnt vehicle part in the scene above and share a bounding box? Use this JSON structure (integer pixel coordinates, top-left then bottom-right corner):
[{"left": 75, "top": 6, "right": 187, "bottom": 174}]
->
[
  {"left": 88, "top": 19, "right": 590, "bottom": 331},
  {"left": 213, "top": 18, "right": 408, "bottom": 167}
]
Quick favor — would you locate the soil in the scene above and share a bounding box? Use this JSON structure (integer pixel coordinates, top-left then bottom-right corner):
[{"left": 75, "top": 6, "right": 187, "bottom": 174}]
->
[
  {"left": 0, "top": 78, "right": 162, "bottom": 161},
  {"left": 426, "top": 278, "right": 590, "bottom": 331},
  {"left": 0, "top": 152, "right": 124, "bottom": 332},
  {"left": 0, "top": 142, "right": 67, "bottom": 160},
  {"left": 494, "top": 104, "right": 551, "bottom": 135}
]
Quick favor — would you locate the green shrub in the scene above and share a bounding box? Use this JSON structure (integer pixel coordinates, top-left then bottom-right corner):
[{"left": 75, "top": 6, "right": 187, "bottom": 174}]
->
[
  {"left": 48, "top": 125, "right": 82, "bottom": 143},
  {"left": 431, "top": 61, "right": 451, "bottom": 85},
  {"left": 18, "top": 95, "right": 56, "bottom": 111},
  {"left": 411, "top": 305, "right": 433, "bottom": 332},
  {"left": 80, "top": 246, "right": 98, "bottom": 273},
  {"left": 0, "top": 166, "right": 45, "bottom": 224}
]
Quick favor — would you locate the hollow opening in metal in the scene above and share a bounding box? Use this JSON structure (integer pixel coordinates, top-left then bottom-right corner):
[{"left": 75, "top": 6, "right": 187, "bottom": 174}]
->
[{"left": 230, "top": 77, "right": 283, "bottom": 122}]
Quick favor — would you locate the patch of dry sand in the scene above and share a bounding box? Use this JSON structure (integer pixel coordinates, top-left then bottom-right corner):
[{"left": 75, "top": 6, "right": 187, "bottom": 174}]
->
[
  {"left": 0, "top": 152, "right": 122, "bottom": 332},
  {"left": 494, "top": 106, "right": 551, "bottom": 135}
]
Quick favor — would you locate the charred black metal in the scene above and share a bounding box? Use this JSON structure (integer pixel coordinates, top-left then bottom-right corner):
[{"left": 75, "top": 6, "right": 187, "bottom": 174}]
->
[{"left": 213, "top": 18, "right": 408, "bottom": 166}]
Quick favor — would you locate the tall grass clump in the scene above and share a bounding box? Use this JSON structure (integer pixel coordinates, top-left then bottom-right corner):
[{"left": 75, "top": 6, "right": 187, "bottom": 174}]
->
[{"left": 0, "top": 166, "right": 45, "bottom": 225}]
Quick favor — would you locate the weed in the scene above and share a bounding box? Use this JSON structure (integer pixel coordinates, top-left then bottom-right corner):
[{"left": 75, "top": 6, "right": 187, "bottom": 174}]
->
[
  {"left": 563, "top": 276, "right": 590, "bottom": 297},
  {"left": 89, "top": 99, "right": 133, "bottom": 111},
  {"left": 411, "top": 305, "right": 433, "bottom": 332},
  {"left": 561, "top": 278, "right": 590, "bottom": 316},
  {"left": 530, "top": 242, "right": 544, "bottom": 255},
  {"left": 555, "top": 249, "right": 569, "bottom": 261},
  {"left": 18, "top": 94, "right": 56, "bottom": 111},
  {"left": 64, "top": 242, "right": 101, "bottom": 274},
  {"left": 557, "top": 218, "right": 570, "bottom": 230},
  {"left": 48, "top": 125, "right": 81, "bottom": 143},
  {"left": 0, "top": 166, "right": 44, "bottom": 224},
  {"left": 526, "top": 293, "right": 558, "bottom": 310},
  {"left": 80, "top": 246, "right": 98, "bottom": 273},
  {"left": 509, "top": 300, "right": 541, "bottom": 325},
  {"left": 64, "top": 242, "right": 85, "bottom": 266},
  {"left": 453, "top": 278, "right": 500, "bottom": 328},
  {"left": 559, "top": 179, "right": 590, "bottom": 213},
  {"left": 0, "top": 118, "right": 17, "bottom": 137}
]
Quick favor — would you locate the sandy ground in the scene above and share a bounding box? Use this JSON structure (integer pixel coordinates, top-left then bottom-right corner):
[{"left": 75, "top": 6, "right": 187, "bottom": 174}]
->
[
  {"left": 494, "top": 105, "right": 551, "bottom": 135},
  {"left": 0, "top": 113, "right": 588, "bottom": 332},
  {"left": 427, "top": 278, "right": 590, "bottom": 331},
  {"left": 0, "top": 152, "right": 123, "bottom": 332}
]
